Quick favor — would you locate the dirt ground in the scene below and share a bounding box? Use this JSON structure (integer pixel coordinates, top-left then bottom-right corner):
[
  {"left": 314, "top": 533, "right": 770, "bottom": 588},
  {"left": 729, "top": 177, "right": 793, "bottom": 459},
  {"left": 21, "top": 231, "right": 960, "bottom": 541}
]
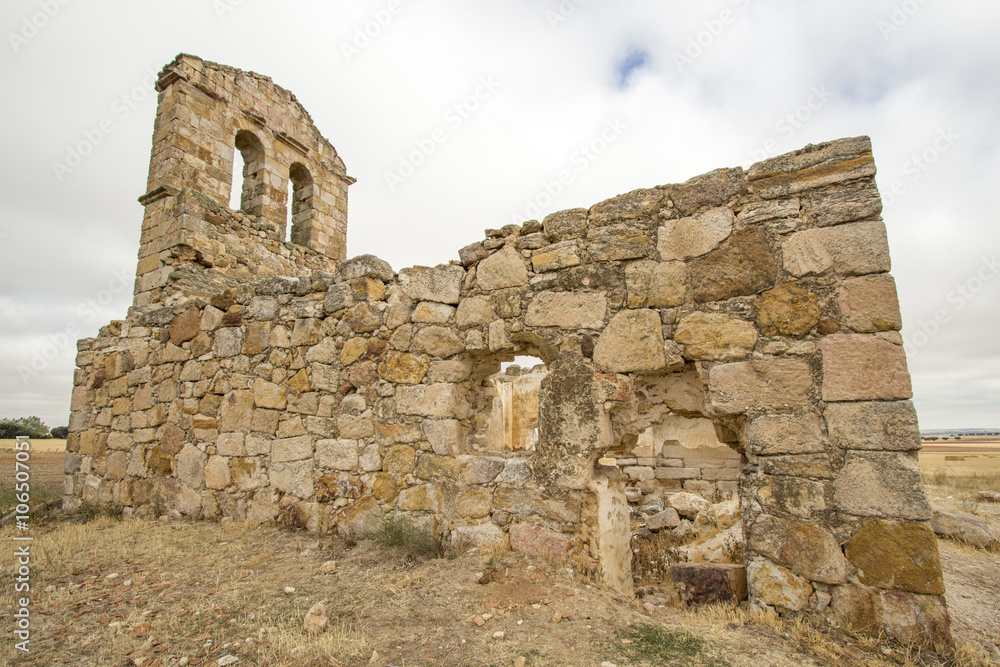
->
[{"left": 0, "top": 450, "right": 995, "bottom": 666}]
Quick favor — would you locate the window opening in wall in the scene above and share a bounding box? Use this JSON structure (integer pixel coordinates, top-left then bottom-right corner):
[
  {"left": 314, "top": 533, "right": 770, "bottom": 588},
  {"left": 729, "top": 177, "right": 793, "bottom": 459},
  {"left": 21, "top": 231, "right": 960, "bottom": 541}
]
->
[
  {"left": 229, "top": 147, "right": 245, "bottom": 210},
  {"left": 231, "top": 130, "right": 265, "bottom": 216},
  {"left": 285, "top": 179, "right": 293, "bottom": 242},
  {"left": 288, "top": 162, "right": 314, "bottom": 247},
  {"left": 487, "top": 355, "right": 546, "bottom": 451}
]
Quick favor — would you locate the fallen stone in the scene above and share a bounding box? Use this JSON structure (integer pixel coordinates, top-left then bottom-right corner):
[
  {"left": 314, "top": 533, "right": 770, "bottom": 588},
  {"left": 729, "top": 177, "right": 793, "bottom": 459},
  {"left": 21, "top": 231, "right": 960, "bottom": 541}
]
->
[
  {"left": 931, "top": 508, "right": 1000, "bottom": 549},
  {"left": 978, "top": 491, "right": 1000, "bottom": 503},
  {"left": 668, "top": 492, "right": 711, "bottom": 519},
  {"left": 303, "top": 601, "right": 328, "bottom": 635},
  {"left": 646, "top": 508, "right": 681, "bottom": 530}
]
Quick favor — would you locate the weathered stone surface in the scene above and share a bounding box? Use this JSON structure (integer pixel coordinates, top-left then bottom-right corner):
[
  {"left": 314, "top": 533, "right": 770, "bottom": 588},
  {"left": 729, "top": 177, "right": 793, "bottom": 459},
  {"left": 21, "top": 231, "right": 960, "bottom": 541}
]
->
[
  {"left": 455, "top": 296, "right": 496, "bottom": 329},
  {"left": 625, "top": 261, "right": 687, "bottom": 309},
  {"left": 337, "top": 254, "right": 394, "bottom": 282},
  {"left": 302, "top": 601, "right": 328, "bottom": 635},
  {"left": 658, "top": 207, "right": 734, "bottom": 261},
  {"left": 423, "top": 419, "right": 464, "bottom": 456},
  {"left": 673, "top": 168, "right": 747, "bottom": 215},
  {"left": 821, "top": 334, "right": 911, "bottom": 401},
  {"left": 747, "top": 559, "right": 812, "bottom": 611},
  {"left": 748, "top": 136, "right": 876, "bottom": 199},
  {"left": 837, "top": 274, "right": 901, "bottom": 332},
  {"left": 456, "top": 487, "right": 493, "bottom": 518},
  {"left": 748, "top": 413, "right": 826, "bottom": 455},
  {"left": 230, "top": 457, "right": 261, "bottom": 491},
  {"left": 414, "top": 453, "right": 461, "bottom": 481},
  {"left": 450, "top": 524, "right": 507, "bottom": 551},
  {"left": 460, "top": 456, "right": 506, "bottom": 485},
  {"left": 675, "top": 312, "right": 757, "bottom": 361},
  {"left": 395, "top": 384, "right": 465, "bottom": 419},
  {"left": 337, "top": 496, "right": 383, "bottom": 539},
  {"left": 589, "top": 188, "right": 662, "bottom": 224},
  {"left": 269, "top": 460, "right": 313, "bottom": 498},
  {"left": 509, "top": 522, "right": 572, "bottom": 558},
  {"left": 802, "top": 179, "right": 882, "bottom": 227},
  {"left": 412, "top": 326, "right": 465, "bottom": 359},
  {"left": 214, "top": 327, "right": 243, "bottom": 357},
  {"left": 708, "top": 359, "right": 813, "bottom": 414},
  {"left": 586, "top": 224, "right": 652, "bottom": 261},
  {"left": 426, "top": 358, "right": 473, "bottom": 383},
  {"left": 272, "top": 435, "right": 313, "bottom": 462},
  {"left": 176, "top": 444, "right": 206, "bottom": 489},
  {"left": 737, "top": 197, "right": 800, "bottom": 225},
  {"left": 253, "top": 378, "right": 287, "bottom": 410},
  {"left": 834, "top": 451, "right": 931, "bottom": 520},
  {"left": 829, "top": 586, "right": 953, "bottom": 651},
  {"left": 531, "top": 240, "right": 581, "bottom": 273},
  {"left": 824, "top": 400, "right": 920, "bottom": 451},
  {"left": 754, "top": 283, "right": 820, "bottom": 337},
  {"left": 396, "top": 484, "right": 444, "bottom": 512},
  {"left": 668, "top": 492, "right": 712, "bottom": 519},
  {"left": 168, "top": 307, "right": 201, "bottom": 345},
  {"left": 783, "top": 221, "right": 890, "bottom": 278},
  {"left": 378, "top": 351, "right": 429, "bottom": 384},
  {"left": 543, "top": 208, "right": 588, "bottom": 242},
  {"left": 316, "top": 439, "right": 359, "bottom": 470},
  {"left": 403, "top": 265, "right": 465, "bottom": 304},
  {"left": 411, "top": 301, "right": 454, "bottom": 324},
  {"left": 670, "top": 563, "right": 748, "bottom": 606},
  {"left": 382, "top": 445, "right": 416, "bottom": 474},
  {"left": 647, "top": 508, "right": 681, "bottom": 530},
  {"left": 689, "top": 228, "right": 778, "bottom": 303},
  {"left": 497, "top": 458, "right": 531, "bottom": 485},
  {"left": 750, "top": 514, "right": 848, "bottom": 584},
  {"left": 204, "top": 456, "right": 231, "bottom": 490},
  {"left": 525, "top": 292, "right": 607, "bottom": 330},
  {"left": 846, "top": 519, "right": 944, "bottom": 595},
  {"left": 477, "top": 245, "right": 529, "bottom": 291},
  {"left": 344, "top": 302, "right": 381, "bottom": 333},
  {"left": 593, "top": 309, "right": 665, "bottom": 373},
  {"left": 756, "top": 475, "right": 827, "bottom": 519},
  {"left": 931, "top": 508, "right": 1000, "bottom": 549},
  {"left": 493, "top": 488, "right": 580, "bottom": 525},
  {"left": 323, "top": 283, "right": 353, "bottom": 313}
]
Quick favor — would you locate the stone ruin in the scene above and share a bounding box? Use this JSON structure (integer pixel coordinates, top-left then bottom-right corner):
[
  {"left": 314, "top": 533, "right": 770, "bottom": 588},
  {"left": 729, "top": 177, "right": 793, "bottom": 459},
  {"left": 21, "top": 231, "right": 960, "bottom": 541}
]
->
[{"left": 64, "top": 54, "right": 952, "bottom": 649}]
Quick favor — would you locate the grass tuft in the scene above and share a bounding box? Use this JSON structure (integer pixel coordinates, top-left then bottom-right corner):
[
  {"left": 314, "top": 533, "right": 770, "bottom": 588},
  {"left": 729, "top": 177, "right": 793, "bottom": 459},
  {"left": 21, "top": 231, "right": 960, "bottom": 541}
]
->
[
  {"left": 373, "top": 516, "right": 441, "bottom": 560},
  {"left": 610, "top": 623, "right": 728, "bottom": 666}
]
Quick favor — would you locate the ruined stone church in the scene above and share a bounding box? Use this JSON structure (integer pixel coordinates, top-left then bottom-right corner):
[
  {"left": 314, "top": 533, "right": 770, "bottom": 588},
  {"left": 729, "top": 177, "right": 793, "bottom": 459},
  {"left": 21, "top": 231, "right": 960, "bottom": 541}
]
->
[{"left": 64, "top": 54, "right": 952, "bottom": 649}]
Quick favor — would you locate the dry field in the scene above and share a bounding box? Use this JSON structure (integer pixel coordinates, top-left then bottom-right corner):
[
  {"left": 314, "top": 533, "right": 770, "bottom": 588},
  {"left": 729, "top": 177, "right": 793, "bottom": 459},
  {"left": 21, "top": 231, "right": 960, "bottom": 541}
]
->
[{"left": 0, "top": 446, "right": 994, "bottom": 666}]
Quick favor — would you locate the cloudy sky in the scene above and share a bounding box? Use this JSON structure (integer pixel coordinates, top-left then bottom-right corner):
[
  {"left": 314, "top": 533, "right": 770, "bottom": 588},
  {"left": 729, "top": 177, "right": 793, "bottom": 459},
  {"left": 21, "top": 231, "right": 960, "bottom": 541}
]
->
[{"left": 1, "top": 0, "right": 997, "bottom": 431}]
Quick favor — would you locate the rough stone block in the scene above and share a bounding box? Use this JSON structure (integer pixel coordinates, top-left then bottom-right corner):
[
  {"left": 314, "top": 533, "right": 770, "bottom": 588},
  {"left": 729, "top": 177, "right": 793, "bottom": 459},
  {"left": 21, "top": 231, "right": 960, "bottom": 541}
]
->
[
  {"left": 801, "top": 179, "right": 882, "bottom": 228},
  {"left": 593, "top": 309, "right": 665, "bottom": 373},
  {"left": 689, "top": 228, "right": 778, "bottom": 303},
  {"left": 750, "top": 514, "right": 848, "bottom": 584},
  {"left": 708, "top": 359, "right": 813, "bottom": 414},
  {"left": 586, "top": 224, "right": 652, "bottom": 261},
  {"left": 747, "top": 558, "right": 812, "bottom": 611},
  {"left": 525, "top": 292, "right": 607, "bottom": 329},
  {"left": 543, "top": 208, "right": 588, "bottom": 242},
  {"left": 931, "top": 508, "right": 1000, "bottom": 549},
  {"left": 748, "top": 413, "right": 826, "bottom": 455},
  {"left": 821, "top": 334, "right": 911, "bottom": 401},
  {"left": 531, "top": 240, "right": 581, "bottom": 272},
  {"left": 402, "top": 265, "right": 465, "bottom": 304},
  {"left": 589, "top": 188, "right": 663, "bottom": 224},
  {"left": 477, "top": 245, "right": 529, "bottom": 290},
  {"left": 754, "top": 283, "right": 820, "bottom": 337},
  {"left": 675, "top": 312, "right": 758, "bottom": 361},
  {"left": 378, "top": 351, "right": 430, "bottom": 384},
  {"left": 672, "top": 167, "right": 747, "bottom": 215},
  {"left": 837, "top": 274, "right": 902, "bottom": 332},
  {"left": 846, "top": 518, "right": 944, "bottom": 595},
  {"left": 834, "top": 451, "right": 931, "bottom": 520},
  {"left": 455, "top": 295, "right": 496, "bottom": 329},
  {"left": 272, "top": 435, "right": 313, "bottom": 463},
  {"left": 824, "top": 400, "right": 920, "bottom": 451},
  {"left": 658, "top": 207, "right": 734, "bottom": 261},
  {"left": 509, "top": 522, "right": 572, "bottom": 558},
  {"left": 748, "top": 136, "right": 876, "bottom": 199},
  {"left": 395, "top": 384, "right": 465, "bottom": 419},
  {"left": 783, "top": 221, "right": 890, "bottom": 278}
]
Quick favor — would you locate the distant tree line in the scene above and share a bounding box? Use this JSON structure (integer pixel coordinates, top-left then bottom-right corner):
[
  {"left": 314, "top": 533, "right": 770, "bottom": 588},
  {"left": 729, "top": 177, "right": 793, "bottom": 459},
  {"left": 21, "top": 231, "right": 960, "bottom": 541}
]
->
[{"left": 0, "top": 417, "right": 67, "bottom": 439}]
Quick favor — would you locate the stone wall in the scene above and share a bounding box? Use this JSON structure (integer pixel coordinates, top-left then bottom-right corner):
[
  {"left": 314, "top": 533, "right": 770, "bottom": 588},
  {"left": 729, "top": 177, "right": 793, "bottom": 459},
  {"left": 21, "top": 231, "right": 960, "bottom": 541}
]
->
[{"left": 65, "top": 56, "right": 951, "bottom": 650}]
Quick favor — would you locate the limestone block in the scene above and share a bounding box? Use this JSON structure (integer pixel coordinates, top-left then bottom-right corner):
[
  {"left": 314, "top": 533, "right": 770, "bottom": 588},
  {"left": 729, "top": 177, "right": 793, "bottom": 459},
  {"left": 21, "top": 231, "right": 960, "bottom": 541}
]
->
[
  {"left": 931, "top": 508, "right": 1000, "bottom": 549},
  {"left": 668, "top": 492, "right": 711, "bottom": 519},
  {"left": 455, "top": 296, "right": 496, "bottom": 329},
  {"left": 747, "top": 413, "right": 826, "bottom": 455},
  {"left": 834, "top": 451, "right": 931, "bottom": 520},
  {"left": 450, "top": 524, "right": 507, "bottom": 551},
  {"left": 647, "top": 508, "right": 681, "bottom": 530},
  {"left": 509, "top": 522, "right": 572, "bottom": 558},
  {"left": 493, "top": 488, "right": 580, "bottom": 524},
  {"left": 673, "top": 167, "right": 747, "bottom": 214},
  {"left": 837, "top": 274, "right": 902, "bottom": 332},
  {"left": 525, "top": 292, "right": 607, "bottom": 329},
  {"left": 396, "top": 484, "right": 444, "bottom": 512},
  {"left": 204, "top": 456, "right": 231, "bottom": 490},
  {"left": 461, "top": 456, "right": 506, "bottom": 485},
  {"left": 783, "top": 221, "right": 890, "bottom": 278},
  {"left": 214, "top": 327, "right": 243, "bottom": 357},
  {"left": 372, "top": 473, "right": 398, "bottom": 501},
  {"left": 737, "top": 198, "right": 800, "bottom": 225},
  {"left": 403, "top": 265, "right": 465, "bottom": 304},
  {"left": 658, "top": 207, "right": 734, "bottom": 261},
  {"left": 412, "top": 326, "right": 465, "bottom": 358},
  {"left": 337, "top": 497, "right": 383, "bottom": 539},
  {"left": 168, "top": 307, "right": 201, "bottom": 345},
  {"left": 593, "top": 309, "right": 665, "bottom": 373},
  {"left": 586, "top": 224, "right": 652, "bottom": 261},
  {"left": 456, "top": 488, "right": 493, "bottom": 518},
  {"left": 305, "top": 338, "right": 339, "bottom": 364},
  {"left": 477, "top": 245, "right": 529, "bottom": 291},
  {"left": 426, "top": 358, "right": 474, "bottom": 383},
  {"left": 423, "top": 419, "right": 464, "bottom": 456},
  {"left": 459, "top": 241, "right": 489, "bottom": 266},
  {"left": 670, "top": 563, "right": 748, "bottom": 606},
  {"left": 828, "top": 586, "right": 953, "bottom": 651},
  {"left": 378, "top": 351, "right": 429, "bottom": 384},
  {"left": 340, "top": 337, "right": 367, "bottom": 366},
  {"left": 315, "top": 439, "right": 359, "bottom": 470},
  {"left": 821, "top": 334, "right": 911, "bottom": 401},
  {"left": 324, "top": 283, "right": 354, "bottom": 313},
  {"left": 253, "top": 377, "right": 287, "bottom": 410},
  {"left": 414, "top": 453, "right": 461, "bottom": 480},
  {"left": 625, "top": 261, "right": 687, "bottom": 309},
  {"left": 337, "top": 254, "right": 394, "bottom": 282},
  {"left": 543, "top": 208, "right": 588, "bottom": 241},
  {"left": 754, "top": 283, "right": 820, "bottom": 337},
  {"left": 382, "top": 445, "right": 416, "bottom": 474},
  {"left": 344, "top": 302, "right": 381, "bottom": 333},
  {"left": 337, "top": 412, "right": 374, "bottom": 439},
  {"left": 747, "top": 559, "right": 812, "bottom": 611},
  {"left": 675, "top": 312, "right": 758, "bottom": 361},
  {"left": 395, "top": 384, "right": 465, "bottom": 419},
  {"left": 531, "top": 240, "right": 581, "bottom": 273},
  {"left": 272, "top": 435, "right": 314, "bottom": 463},
  {"left": 270, "top": 460, "right": 314, "bottom": 499},
  {"left": 359, "top": 443, "right": 381, "bottom": 472},
  {"left": 497, "top": 458, "right": 531, "bottom": 485},
  {"left": 488, "top": 320, "right": 513, "bottom": 352},
  {"left": 824, "top": 400, "right": 920, "bottom": 451},
  {"left": 748, "top": 136, "right": 876, "bottom": 199},
  {"left": 689, "top": 228, "right": 778, "bottom": 303},
  {"left": 176, "top": 444, "right": 206, "bottom": 489},
  {"left": 750, "top": 514, "right": 848, "bottom": 584},
  {"left": 242, "top": 321, "right": 270, "bottom": 355},
  {"left": 846, "top": 518, "right": 944, "bottom": 595},
  {"left": 802, "top": 179, "right": 882, "bottom": 227},
  {"left": 231, "top": 457, "right": 261, "bottom": 491},
  {"left": 708, "top": 359, "right": 813, "bottom": 414},
  {"left": 589, "top": 188, "right": 663, "bottom": 224}
]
